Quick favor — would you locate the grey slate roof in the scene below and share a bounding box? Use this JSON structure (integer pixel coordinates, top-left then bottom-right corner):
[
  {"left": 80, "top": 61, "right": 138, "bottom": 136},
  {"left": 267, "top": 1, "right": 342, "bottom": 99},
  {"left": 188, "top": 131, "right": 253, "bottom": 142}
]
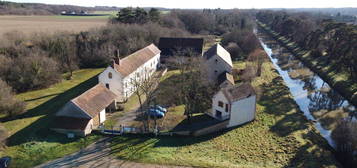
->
[
  {"left": 159, "top": 37, "right": 204, "bottom": 57},
  {"left": 218, "top": 72, "right": 235, "bottom": 86},
  {"left": 203, "top": 43, "right": 233, "bottom": 67},
  {"left": 222, "top": 83, "right": 256, "bottom": 102}
]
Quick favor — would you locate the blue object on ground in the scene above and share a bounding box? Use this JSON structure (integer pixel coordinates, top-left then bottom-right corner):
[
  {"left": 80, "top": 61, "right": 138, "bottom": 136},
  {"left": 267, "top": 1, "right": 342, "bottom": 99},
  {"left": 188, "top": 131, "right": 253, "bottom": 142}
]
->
[
  {"left": 0, "top": 156, "right": 11, "bottom": 168},
  {"left": 154, "top": 105, "right": 167, "bottom": 113},
  {"left": 148, "top": 108, "right": 165, "bottom": 118}
]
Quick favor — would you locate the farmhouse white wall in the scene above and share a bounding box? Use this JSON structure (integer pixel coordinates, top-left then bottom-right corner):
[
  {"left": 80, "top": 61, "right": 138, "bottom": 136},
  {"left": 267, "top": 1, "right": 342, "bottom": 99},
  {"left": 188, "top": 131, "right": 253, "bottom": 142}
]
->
[
  {"left": 205, "top": 53, "right": 233, "bottom": 83},
  {"left": 98, "top": 67, "right": 123, "bottom": 100},
  {"left": 210, "top": 91, "right": 230, "bottom": 119},
  {"left": 123, "top": 54, "right": 160, "bottom": 97},
  {"left": 99, "top": 53, "right": 160, "bottom": 102},
  {"left": 99, "top": 109, "right": 106, "bottom": 123},
  {"left": 228, "top": 95, "right": 256, "bottom": 127}
]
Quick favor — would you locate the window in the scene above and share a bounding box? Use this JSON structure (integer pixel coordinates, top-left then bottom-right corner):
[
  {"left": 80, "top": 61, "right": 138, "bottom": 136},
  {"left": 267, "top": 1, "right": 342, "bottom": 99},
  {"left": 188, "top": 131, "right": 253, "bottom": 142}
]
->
[
  {"left": 108, "top": 72, "right": 112, "bottom": 79},
  {"left": 215, "top": 59, "right": 218, "bottom": 63},
  {"left": 225, "top": 104, "right": 229, "bottom": 112},
  {"left": 124, "top": 82, "right": 127, "bottom": 88},
  {"left": 214, "top": 70, "right": 218, "bottom": 73},
  {"left": 218, "top": 101, "right": 224, "bottom": 107},
  {"left": 105, "top": 83, "right": 110, "bottom": 89}
]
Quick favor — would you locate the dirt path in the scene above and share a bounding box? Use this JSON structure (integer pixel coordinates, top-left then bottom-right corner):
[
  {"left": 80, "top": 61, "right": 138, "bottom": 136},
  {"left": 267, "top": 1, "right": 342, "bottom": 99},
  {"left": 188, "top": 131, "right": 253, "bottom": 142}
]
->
[
  {"left": 116, "top": 109, "right": 140, "bottom": 126},
  {"left": 35, "top": 138, "right": 189, "bottom": 168}
]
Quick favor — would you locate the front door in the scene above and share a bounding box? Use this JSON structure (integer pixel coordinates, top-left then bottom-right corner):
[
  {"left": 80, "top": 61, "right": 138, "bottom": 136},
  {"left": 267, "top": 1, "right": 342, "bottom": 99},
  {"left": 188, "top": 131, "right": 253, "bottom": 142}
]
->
[{"left": 216, "top": 110, "right": 222, "bottom": 119}]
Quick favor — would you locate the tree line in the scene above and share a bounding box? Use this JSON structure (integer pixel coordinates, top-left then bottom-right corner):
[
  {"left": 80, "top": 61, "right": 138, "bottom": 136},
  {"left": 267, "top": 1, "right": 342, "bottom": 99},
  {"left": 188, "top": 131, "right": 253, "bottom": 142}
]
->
[{"left": 256, "top": 10, "right": 357, "bottom": 81}]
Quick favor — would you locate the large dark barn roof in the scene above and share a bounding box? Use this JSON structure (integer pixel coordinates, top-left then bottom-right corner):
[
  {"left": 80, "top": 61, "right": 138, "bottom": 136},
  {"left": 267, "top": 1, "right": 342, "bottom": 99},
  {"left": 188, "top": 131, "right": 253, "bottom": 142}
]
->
[{"left": 158, "top": 37, "right": 204, "bottom": 57}]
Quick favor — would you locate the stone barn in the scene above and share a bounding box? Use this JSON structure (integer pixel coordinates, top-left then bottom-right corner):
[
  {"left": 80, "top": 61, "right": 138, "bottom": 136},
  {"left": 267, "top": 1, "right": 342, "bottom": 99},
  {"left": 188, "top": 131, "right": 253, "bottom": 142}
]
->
[{"left": 52, "top": 84, "right": 117, "bottom": 137}]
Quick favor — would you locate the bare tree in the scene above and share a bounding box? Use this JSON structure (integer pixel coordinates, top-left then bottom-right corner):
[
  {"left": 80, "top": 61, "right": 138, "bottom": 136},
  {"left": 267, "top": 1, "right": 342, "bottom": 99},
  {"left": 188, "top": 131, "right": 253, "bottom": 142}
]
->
[
  {"left": 247, "top": 48, "right": 267, "bottom": 77},
  {"left": 130, "top": 69, "right": 160, "bottom": 132},
  {"left": 171, "top": 52, "right": 214, "bottom": 122}
]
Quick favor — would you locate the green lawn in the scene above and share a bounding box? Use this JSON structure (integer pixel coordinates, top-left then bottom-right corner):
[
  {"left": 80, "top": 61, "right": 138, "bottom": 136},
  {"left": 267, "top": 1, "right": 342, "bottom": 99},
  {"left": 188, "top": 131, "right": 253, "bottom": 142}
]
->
[
  {"left": 105, "top": 69, "right": 187, "bottom": 131},
  {"left": 0, "top": 68, "right": 104, "bottom": 168},
  {"left": 110, "top": 61, "right": 339, "bottom": 167}
]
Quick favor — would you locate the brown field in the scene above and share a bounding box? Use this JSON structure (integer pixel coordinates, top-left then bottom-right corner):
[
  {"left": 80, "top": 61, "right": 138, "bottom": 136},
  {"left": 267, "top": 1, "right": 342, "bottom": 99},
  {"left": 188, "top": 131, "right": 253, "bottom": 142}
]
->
[{"left": 0, "top": 15, "right": 108, "bottom": 37}]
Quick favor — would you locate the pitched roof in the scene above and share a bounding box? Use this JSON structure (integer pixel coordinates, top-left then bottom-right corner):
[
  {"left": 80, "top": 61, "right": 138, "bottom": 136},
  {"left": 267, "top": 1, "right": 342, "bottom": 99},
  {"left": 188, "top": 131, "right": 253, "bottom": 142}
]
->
[
  {"left": 222, "top": 83, "right": 256, "bottom": 102},
  {"left": 113, "top": 44, "right": 161, "bottom": 77},
  {"left": 71, "top": 84, "right": 117, "bottom": 118},
  {"left": 218, "top": 72, "right": 235, "bottom": 86},
  {"left": 158, "top": 37, "right": 204, "bottom": 56},
  {"left": 53, "top": 116, "right": 90, "bottom": 130},
  {"left": 204, "top": 43, "right": 233, "bottom": 67}
]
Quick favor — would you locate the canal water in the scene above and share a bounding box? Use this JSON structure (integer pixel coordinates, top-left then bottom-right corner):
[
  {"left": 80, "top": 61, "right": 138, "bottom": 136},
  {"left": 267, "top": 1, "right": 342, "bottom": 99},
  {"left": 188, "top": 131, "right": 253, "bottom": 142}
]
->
[{"left": 256, "top": 29, "right": 356, "bottom": 148}]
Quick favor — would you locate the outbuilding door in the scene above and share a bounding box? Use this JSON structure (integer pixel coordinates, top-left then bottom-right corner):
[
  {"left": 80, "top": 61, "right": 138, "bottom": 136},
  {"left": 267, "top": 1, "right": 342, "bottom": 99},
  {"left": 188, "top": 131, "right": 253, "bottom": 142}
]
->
[{"left": 216, "top": 110, "right": 222, "bottom": 118}]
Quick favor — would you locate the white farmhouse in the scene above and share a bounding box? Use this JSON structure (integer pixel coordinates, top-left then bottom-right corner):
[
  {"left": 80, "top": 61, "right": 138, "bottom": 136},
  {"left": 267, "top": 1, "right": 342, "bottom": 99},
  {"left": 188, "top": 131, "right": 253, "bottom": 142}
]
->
[
  {"left": 98, "top": 44, "right": 161, "bottom": 103},
  {"left": 207, "top": 83, "right": 256, "bottom": 128},
  {"left": 203, "top": 43, "right": 233, "bottom": 84}
]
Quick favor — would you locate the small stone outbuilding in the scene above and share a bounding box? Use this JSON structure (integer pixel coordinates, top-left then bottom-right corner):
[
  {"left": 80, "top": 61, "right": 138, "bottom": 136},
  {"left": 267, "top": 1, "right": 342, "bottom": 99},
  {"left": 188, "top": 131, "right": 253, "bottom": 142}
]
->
[{"left": 52, "top": 84, "right": 117, "bottom": 137}]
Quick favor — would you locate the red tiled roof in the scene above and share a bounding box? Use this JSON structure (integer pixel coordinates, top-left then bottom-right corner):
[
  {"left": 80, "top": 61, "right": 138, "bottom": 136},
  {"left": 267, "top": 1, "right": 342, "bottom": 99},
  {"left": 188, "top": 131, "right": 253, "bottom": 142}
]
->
[
  {"left": 113, "top": 44, "right": 160, "bottom": 77},
  {"left": 72, "top": 84, "right": 117, "bottom": 118}
]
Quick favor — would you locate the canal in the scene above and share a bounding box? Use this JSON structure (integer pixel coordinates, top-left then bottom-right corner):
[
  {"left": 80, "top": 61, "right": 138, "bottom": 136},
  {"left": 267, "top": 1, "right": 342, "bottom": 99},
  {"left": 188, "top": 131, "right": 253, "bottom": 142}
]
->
[{"left": 256, "top": 29, "right": 356, "bottom": 148}]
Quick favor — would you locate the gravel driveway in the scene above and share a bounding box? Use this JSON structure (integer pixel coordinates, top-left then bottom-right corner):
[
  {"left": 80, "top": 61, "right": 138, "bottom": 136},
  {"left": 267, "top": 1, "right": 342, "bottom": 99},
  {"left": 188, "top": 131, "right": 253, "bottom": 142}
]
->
[{"left": 35, "top": 138, "right": 189, "bottom": 168}]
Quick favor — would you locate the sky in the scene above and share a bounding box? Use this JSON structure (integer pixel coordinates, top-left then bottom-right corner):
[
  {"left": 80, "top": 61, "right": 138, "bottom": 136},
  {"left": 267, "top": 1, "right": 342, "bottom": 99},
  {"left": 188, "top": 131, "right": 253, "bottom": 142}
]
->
[{"left": 8, "top": 0, "right": 357, "bottom": 9}]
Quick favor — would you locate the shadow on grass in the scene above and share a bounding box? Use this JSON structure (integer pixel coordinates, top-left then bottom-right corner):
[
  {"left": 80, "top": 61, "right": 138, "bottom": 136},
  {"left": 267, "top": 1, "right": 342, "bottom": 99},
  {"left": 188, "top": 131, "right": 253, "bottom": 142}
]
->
[
  {"left": 257, "top": 69, "right": 338, "bottom": 166},
  {"left": 24, "top": 93, "right": 61, "bottom": 102},
  {"left": 171, "top": 114, "right": 222, "bottom": 132},
  {"left": 7, "top": 75, "right": 99, "bottom": 146}
]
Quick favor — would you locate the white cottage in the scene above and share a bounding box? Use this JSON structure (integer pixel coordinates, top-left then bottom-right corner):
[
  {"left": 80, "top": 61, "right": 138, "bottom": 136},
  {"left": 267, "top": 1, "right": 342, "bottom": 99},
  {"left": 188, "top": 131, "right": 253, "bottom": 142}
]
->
[
  {"left": 203, "top": 44, "right": 233, "bottom": 83},
  {"left": 99, "top": 44, "right": 161, "bottom": 102},
  {"left": 52, "top": 84, "right": 117, "bottom": 137},
  {"left": 208, "top": 83, "right": 256, "bottom": 128}
]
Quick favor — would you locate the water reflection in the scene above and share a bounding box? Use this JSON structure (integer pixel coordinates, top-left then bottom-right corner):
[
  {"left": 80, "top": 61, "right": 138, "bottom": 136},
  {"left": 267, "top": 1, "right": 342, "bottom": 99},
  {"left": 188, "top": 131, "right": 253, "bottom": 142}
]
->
[{"left": 257, "top": 29, "right": 356, "bottom": 147}]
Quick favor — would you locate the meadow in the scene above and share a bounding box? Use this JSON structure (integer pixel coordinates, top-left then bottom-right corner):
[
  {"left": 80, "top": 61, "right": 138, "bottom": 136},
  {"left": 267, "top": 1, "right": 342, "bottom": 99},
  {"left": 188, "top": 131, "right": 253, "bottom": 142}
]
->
[
  {"left": 0, "top": 15, "right": 108, "bottom": 37},
  {"left": 0, "top": 68, "right": 104, "bottom": 168}
]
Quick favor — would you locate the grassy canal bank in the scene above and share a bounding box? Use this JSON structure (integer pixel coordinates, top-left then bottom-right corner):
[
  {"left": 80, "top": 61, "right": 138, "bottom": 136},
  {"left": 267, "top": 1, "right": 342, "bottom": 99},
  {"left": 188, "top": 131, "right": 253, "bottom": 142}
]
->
[
  {"left": 257, "top": 21, "right": 357, "bottom": 107},
  {"left": 109, "top": 60, "right": 340, "bottom": 168}
]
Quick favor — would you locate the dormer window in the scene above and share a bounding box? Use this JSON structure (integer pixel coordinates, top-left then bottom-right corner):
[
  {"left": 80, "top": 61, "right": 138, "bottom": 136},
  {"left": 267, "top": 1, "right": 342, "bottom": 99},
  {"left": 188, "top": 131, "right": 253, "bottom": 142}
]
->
[
  {"left": 108, "top": 72, "right": 112, "bottom": 79},
  {"left": 215, "top": 59, "right": 218, "bottom": 63}
]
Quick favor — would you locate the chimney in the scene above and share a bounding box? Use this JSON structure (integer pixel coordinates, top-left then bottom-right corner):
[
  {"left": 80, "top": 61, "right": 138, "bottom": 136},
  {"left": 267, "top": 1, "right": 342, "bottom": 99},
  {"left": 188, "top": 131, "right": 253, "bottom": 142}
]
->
[{"left": 114, "top": 49, "right": 120, "bottom": 65}]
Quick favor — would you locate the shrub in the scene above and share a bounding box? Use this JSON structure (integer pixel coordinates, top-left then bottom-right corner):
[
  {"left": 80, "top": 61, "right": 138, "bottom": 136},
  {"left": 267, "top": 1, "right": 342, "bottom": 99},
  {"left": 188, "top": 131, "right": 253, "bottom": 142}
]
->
[
  {"left": 5, "top": 52, "right": 61, "bottom": 92},
  {"left": 0, "top": 79, "right": 26, "bottom": 117},
  {"left": 225, "top": 42, "right": 245, "bottom": 61},
  {"left": 77, "top": 23, "right": 189, "bottom": 68},
  {"left": 221, "top": 30, "right": 261, "bottom": 55}
]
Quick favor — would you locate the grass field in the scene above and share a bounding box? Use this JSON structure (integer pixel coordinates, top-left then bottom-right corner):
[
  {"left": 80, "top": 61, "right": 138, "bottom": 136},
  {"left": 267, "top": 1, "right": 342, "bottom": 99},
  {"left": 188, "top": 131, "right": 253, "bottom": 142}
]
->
[
  {"left": 0, "top": 15, "right": 108, "bottom": 38},
  {"left": 0, "top": 68, "right": 104, "bottom": 168},
  {"left": 110, "top": 61, "right": 340, "bottom": 168}
]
